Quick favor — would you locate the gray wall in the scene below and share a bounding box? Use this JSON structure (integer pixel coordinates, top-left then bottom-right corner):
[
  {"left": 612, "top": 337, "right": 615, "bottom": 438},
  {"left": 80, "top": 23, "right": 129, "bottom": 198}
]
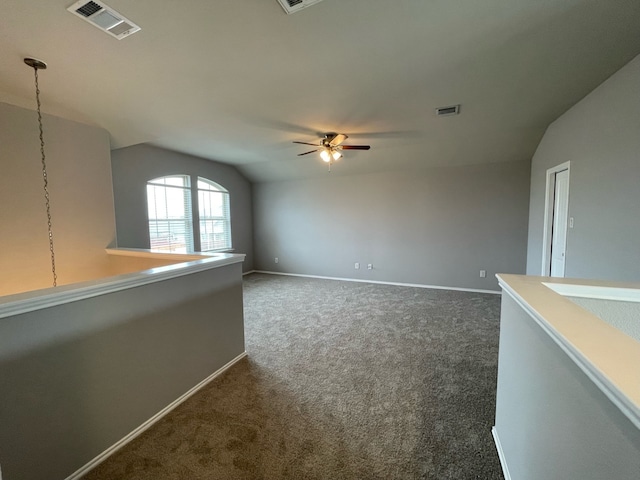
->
[
  {"left": 526, "top": 54, "right": 640, "bottom": 281},
  {"left": 494, "top": 292, "right": 640, "bottom": 480},
  {"left": 253, "top": 161, "right": 530, "bottom": 291},
  {"left": 111, "top": 144, "right": 254, "bottom": 272},
  {"left": 0, "top": 262, "right": 245, "bottom": 480},
  {"left": 0, "top": 102, "right": 116, "bottom": 295}
]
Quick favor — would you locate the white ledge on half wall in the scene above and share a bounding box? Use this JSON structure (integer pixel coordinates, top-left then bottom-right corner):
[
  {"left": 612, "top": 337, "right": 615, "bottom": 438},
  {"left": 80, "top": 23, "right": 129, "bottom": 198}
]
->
[
  {"left": 105, "top": 247, "right": 235, "bottom": 261},
  {"left": 0, "top": 249, "right": 245, "bottom": 319},
  {"left": 497, "top": 274, "right": 640, "bottom": 431},
  {"left": 543, "top": 281, "right": 640, "bottom": 303}
]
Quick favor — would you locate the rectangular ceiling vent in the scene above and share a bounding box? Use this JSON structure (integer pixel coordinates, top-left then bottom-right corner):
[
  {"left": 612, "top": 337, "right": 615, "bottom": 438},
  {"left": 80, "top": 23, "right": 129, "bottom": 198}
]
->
[
  {"left": 67, "top": 0, "right": 141, "bottom": 40},
  {"left": 276, "top": 0, "right": 324, "bottom": 15},
  {"left": 435, "top": 104, "right": 461, "bottom": 117}
]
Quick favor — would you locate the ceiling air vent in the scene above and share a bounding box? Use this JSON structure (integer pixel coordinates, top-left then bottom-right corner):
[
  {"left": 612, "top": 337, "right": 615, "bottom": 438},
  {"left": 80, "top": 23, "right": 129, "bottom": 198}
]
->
[
  {"left": 435, "top": 105, "right": 461, "bottom": 117},
  {"left": 276, "top": 0, "right": 324, "bottom": 14},
  {"left": 67, "top": 0, "right": 141, "bottom": 40}
]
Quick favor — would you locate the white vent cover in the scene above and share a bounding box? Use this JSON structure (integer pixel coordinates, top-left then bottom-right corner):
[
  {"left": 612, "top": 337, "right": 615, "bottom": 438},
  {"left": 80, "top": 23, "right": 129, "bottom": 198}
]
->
[
  {"left": 277, "top": 0, "right": 324, "bottom": 14},
  {"left": 67, "top": 1, "right": 141, "bottom": 39},
  {"left": 435, "top": 104, "right": 461, "bottom": 117}
]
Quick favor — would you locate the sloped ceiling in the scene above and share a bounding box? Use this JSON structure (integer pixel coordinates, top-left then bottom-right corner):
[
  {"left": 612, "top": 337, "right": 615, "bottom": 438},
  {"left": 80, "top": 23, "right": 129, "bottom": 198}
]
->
[{"left": 1, "top": 0, "right": 639, "bottom": 182}]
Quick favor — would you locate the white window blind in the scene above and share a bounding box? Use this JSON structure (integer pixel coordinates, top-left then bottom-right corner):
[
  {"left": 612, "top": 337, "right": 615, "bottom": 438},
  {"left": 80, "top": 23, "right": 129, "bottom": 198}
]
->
[
  {"left": 197, "top": 177, "right": 232, "bottom": 251},
  {"left": 147, "top": 175, "right": 194, "bottom": 253}
]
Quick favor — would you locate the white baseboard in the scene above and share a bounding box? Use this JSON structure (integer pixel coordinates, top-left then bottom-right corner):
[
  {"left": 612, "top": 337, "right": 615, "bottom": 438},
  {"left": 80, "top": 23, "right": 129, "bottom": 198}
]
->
[
  {"left": 492, "top": 426, "right": 512, "bottom": 480},
  {"left": 242, "top": 269, "right": 256, "bottom": 276},
  {"left": 252, "top": 270, "right": 501, "bottom": 295},
  {"left": 65, "top": 352, "right": 248, "bottom": 480}
]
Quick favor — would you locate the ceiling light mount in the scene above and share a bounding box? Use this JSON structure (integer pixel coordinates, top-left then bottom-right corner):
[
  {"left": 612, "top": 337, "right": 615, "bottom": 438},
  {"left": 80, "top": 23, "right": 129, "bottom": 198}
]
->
[{"left": 24, "top": 58, "right": 47, "bottom": 70}]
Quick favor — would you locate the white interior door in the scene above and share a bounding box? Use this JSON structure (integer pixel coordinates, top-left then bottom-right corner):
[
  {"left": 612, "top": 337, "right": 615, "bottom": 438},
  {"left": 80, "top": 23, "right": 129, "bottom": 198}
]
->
[{"left": 550, "top": 168, "right": 569, "bottom": 277}]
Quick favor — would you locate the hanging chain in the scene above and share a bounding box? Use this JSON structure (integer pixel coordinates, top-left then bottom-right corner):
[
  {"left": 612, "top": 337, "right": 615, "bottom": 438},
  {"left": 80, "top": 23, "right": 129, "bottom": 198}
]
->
[{"left": 33, "top": 66, "right": 58, "bottom": 287}]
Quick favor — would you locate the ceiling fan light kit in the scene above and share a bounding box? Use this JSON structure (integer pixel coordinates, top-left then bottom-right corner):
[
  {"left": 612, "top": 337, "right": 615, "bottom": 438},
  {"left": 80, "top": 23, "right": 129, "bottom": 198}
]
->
[
  {"left": 319, "top": 148, "right": 342, "bottom": 163},
  {"left": 320, "top": 149, "right": 331, "bottom": 163},
  {"left": 294, "top": 133, "right": 370, "bottom": 171}
]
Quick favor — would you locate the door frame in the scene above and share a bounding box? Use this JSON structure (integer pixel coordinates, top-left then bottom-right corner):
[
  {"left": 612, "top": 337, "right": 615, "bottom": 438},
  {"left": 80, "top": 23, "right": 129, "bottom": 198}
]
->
[{"left": 541, "top": 161, "right": 571, "bottom": 276}]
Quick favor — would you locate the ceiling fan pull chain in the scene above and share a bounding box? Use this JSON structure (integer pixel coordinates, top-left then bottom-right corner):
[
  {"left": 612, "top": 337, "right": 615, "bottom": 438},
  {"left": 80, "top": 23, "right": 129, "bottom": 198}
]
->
[{"left": 27, "top": 59, "right": 58, "bottom": 287}]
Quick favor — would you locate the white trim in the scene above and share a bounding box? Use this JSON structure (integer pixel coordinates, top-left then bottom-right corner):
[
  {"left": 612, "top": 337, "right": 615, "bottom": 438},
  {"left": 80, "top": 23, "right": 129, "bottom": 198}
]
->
[
  {"left": 492, "top": 426, "right": 512, "bottom": 480},
  {"left": 0, "top": 253, "right": 245, "bottom": 319},
  {"left": 106, "top": 247, "right": 236, "bottom": 258},
  {"left": 105, "top": 247, "right": 218, "bottom": 261},
  {"left": 543, "top": 282, "right": 640, "bottom": 303},
  {"left": 65, "top": 352, "right": 247, "bottom": 480},
  {"left": 253, "top": 271, "right": 501, "bottom": 295},
  {"left": 498, "top": 278, "right": 640, "bottom": 430},
  {"left": 242, "top": 270, "right": 256, "bottom": 276},
  {"left": 541, "top": 161, "right": 571, "bottom": 276}
]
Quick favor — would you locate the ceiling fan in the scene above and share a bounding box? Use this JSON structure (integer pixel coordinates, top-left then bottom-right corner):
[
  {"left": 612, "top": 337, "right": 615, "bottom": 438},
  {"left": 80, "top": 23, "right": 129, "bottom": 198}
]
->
[{"left": 294, "top": 133, "right": 370, "bottom": 170}]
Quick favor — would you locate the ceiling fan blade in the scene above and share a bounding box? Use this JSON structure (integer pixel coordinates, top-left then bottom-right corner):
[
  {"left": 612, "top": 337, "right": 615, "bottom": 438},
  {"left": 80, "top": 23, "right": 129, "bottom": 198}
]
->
[
  {"left": 293, "top": 141, "right": 320, "bottom": 146},
  {"left": 251, "top": 117, "right": 322, "bottom": 137},
  {"left": 329, "top": 133, "right": 348, "bottom": 146},
  {"left": 346, "top": 130, "right": 422, "bottom": 139},
  {"left": 297, "top": 149, "right": 319, "bottom": 156},
  {"left": 341, "top": 145, "right": 371, "bottom": 150}
]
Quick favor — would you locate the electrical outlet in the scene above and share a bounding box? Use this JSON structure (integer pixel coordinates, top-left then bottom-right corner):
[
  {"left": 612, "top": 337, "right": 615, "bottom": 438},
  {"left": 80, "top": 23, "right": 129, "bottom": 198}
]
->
[
  {"left": 274, "top": 257, "right": 279, "bottom": 264},
  {"left": 355, "top": 262, "right": 360, "bottom": 269},
  {"left": 367, "top": 264, "right": 373, "bottom": 270},
  {"left": 480, "top": 270, "right": 486, "bottom": 278}
]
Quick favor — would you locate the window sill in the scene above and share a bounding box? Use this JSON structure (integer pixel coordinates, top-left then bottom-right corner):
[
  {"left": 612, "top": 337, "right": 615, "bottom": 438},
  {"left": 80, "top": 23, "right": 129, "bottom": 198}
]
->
[{"left": 202, "top": 248, "right": 235, "bottom": 254}]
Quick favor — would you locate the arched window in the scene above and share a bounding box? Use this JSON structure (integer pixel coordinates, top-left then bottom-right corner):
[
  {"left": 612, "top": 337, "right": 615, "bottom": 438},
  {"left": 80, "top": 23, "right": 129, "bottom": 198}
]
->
[
  {"left": 146, "top": 175, "right": 232, "bottom": 253},
  {"left": 197, "top": 177, "right": 231, "bottom": 251},
  {"left": 147, "top": 175, "right": 193, "bottom": 253}
]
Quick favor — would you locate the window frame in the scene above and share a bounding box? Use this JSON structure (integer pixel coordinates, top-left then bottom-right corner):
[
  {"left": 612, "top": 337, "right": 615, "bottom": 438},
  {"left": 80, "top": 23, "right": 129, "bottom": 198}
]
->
[
  {"left": 146, "top": 175, "right": 194, "bottom": 253},
  {"left": 197, "top": 177, "right": 232, "bottom": 252},
  {"left": 145, "top": 174, "right": 233, "bottom": 253}
]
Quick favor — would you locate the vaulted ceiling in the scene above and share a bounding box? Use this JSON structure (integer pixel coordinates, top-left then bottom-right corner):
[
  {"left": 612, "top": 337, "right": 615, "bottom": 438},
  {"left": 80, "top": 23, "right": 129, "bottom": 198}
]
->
[{"left": 1, "top": 0, "right": 640, "bottom": 182}]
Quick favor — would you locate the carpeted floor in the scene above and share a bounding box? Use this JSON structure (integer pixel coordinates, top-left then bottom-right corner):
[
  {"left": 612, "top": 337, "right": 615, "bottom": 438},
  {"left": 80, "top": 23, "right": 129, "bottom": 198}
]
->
[{"left": 84, "top": 273, "right": 505, "bottom": 479}]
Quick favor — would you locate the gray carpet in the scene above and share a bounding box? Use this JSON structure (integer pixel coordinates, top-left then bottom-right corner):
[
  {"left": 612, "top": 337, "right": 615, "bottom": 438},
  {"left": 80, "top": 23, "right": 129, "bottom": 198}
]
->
[{"left": 84, "top": 273, "right": 504, "bottom": 479}]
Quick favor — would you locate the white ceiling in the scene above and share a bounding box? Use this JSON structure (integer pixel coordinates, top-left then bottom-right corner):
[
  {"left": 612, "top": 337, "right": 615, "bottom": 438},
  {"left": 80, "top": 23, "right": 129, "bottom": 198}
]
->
[{"left": 1, "top": 0, "right": 640, "bottom": 182}]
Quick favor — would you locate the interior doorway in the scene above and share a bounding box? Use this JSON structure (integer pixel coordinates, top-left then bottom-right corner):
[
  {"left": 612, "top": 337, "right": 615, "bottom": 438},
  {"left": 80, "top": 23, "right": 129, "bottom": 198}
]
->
[{"left": 542, "top": 162, "right": 570, "bottom": 277}]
